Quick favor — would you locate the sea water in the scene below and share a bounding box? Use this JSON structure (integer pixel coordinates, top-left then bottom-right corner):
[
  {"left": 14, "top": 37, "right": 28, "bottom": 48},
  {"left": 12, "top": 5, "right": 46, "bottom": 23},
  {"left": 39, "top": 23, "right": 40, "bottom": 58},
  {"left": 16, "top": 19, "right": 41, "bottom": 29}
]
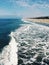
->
[
  {"left": 0, "top": 18, "right": 49, "bottom": 65},
  {"left": 0, "top": 18, "right": 25, "bottom": 51}
]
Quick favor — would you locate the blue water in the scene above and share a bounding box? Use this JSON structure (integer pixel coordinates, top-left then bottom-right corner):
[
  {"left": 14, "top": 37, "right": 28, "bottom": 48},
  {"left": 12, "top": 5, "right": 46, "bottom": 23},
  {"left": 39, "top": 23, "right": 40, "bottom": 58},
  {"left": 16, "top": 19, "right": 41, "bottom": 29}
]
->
[
  {"left": 0, "top": 18, "right": 49, "bottom": 65},
  {"left": 0, "top": 18, "right": 25, "bottom": 51},
  {"left": 0, "top": 19, "right": 49, "bottom": 51}
]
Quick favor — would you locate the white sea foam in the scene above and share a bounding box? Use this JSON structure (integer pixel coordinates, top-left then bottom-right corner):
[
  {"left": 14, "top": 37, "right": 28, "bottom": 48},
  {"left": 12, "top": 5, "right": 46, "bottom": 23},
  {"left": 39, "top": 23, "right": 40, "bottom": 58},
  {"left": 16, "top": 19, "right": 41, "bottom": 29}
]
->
[
  {"left": 13, "top": 21, "right": 49, "bottom": 65},
  {"left": 0, "top": 32, "right": 18, "bottom": 65},
  {"left": 9, "top": 32, "right": 18, "bottom": 65},
  {"left": 0, "top": 20, "right": 49, "bottom": 65},
  {"left": 22, "top": 19, "right": 27, "bottom": 22},
  {"left": 22, "top": 19, "right": 31, "bottom": 23}
]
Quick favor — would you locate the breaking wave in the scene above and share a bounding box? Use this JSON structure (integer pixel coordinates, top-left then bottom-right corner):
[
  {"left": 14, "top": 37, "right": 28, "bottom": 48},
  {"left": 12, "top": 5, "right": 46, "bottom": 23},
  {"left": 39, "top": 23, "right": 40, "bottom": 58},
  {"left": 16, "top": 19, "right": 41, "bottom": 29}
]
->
[
  {"left": 16, "top": 22, "right": 49, "bottom": 65},
  {"left": 0, "top": 32, "right": 18, "bottom": 65},
  {"left": 0, "top": 20, "right": 49, "bottom": 65}
]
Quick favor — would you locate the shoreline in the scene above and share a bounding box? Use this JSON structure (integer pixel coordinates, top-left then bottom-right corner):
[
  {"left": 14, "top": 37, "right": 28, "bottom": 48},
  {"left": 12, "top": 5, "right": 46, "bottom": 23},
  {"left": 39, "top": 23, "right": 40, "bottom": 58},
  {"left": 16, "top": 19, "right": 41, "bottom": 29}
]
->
[{"left": 23, "top": 18, "right": 49, "bottom": 24}]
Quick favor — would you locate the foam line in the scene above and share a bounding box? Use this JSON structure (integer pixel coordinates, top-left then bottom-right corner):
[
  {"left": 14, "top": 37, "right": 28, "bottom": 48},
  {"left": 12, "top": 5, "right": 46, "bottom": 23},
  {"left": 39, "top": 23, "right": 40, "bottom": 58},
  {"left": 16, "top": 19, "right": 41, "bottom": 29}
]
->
[{"left": 9, "top": 32, "right": 18, "bottom": 65}]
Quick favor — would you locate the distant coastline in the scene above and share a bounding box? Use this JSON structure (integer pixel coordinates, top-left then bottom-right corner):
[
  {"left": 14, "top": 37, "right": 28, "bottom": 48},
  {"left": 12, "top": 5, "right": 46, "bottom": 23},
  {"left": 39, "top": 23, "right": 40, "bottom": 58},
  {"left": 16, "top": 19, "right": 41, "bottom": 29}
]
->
[
  {"left": 29, "top": 16, "right": 49, "bottom": 19},
  {"left": 24, "top": 16, "right": 49, "bottom": 24}
]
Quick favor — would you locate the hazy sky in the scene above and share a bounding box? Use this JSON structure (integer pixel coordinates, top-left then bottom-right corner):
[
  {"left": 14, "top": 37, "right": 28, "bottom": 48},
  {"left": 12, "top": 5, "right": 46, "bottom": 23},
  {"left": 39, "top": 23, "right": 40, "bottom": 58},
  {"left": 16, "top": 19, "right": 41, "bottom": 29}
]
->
[{"left": 0, "top": 0, "right": 49, "bottom": 18}]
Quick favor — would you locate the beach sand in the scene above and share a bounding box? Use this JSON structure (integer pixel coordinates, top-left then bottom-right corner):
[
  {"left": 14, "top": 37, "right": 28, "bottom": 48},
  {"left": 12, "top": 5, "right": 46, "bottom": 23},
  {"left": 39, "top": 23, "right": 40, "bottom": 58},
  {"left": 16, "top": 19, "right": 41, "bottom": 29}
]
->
[{"left": 24, "top": 18, "right": 49, "bottom": 24}]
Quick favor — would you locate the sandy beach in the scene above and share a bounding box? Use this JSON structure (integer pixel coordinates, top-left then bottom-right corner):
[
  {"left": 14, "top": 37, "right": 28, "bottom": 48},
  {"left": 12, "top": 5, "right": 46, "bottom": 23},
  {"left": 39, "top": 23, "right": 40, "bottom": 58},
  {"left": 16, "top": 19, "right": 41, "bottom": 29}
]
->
[{"left": 24, "top": 18, "right": 49, "bottom": 24}]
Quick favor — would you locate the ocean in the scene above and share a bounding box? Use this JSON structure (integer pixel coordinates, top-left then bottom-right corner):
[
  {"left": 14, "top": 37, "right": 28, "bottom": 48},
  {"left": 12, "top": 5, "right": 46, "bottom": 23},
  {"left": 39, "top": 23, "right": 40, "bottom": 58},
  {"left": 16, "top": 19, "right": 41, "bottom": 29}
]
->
[
  {"left": 0, "top": 18, "right": 25, "bottom": 51},
  {"left": 0, "top": 18, "right": 49, "bottom": 65}
]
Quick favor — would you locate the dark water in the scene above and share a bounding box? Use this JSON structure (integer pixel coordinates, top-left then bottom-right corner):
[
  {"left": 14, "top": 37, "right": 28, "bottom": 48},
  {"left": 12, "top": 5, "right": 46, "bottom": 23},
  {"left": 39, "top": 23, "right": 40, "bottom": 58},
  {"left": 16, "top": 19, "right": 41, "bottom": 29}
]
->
[{"left": 0, "top": 18, "right": 24, "bottom": 51}]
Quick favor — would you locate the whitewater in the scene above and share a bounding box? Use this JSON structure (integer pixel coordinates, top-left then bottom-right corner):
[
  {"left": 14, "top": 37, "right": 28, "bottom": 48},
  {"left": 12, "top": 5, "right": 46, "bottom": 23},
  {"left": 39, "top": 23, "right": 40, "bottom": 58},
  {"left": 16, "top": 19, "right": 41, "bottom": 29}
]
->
[{"left": 0, "top": 20, "right": 49, "bottom": 65}]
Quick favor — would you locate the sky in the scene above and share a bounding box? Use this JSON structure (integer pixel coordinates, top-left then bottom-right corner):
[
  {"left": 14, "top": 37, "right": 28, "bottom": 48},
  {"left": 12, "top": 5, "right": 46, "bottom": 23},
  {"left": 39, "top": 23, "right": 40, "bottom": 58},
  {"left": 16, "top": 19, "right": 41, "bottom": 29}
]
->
[{"left": 0, "top": 0, "right": 49, "bottom": 18}]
